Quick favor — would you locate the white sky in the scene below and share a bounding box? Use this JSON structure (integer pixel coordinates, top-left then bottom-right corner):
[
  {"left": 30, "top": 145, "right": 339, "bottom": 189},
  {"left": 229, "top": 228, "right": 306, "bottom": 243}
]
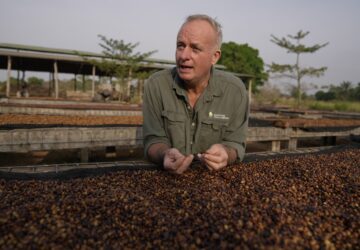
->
[{"left": 1, "top": 0, "right": 359, "bottom": 92}]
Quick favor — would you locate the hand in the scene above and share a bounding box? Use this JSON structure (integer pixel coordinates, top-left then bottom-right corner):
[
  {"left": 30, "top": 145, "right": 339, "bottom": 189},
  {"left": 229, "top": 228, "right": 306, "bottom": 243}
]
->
[
  {"left": 163, "top": 148, "right": 194, "bottom": 175},
  {"left": 202, "top": 144, "right": 229, "bottom": 171}
]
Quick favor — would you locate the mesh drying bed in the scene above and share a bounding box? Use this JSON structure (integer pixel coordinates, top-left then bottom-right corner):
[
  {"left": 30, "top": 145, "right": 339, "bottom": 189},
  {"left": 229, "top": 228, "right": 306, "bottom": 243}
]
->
[{"left": 0, "top": 145, "right": 359, "bottom": 249}]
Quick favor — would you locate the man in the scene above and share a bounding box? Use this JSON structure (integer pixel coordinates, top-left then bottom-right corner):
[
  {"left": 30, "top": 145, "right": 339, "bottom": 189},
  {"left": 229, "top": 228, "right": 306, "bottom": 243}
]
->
[{"left": 143, "top": 14, "right": 249, "bottom": 174}]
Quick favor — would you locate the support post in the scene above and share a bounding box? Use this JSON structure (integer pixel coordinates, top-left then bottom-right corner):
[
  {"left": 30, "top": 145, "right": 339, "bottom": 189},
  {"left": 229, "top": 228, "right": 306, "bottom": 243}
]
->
[
  {"left": 80, "top": 148, "right": 89, "bottom": 163},
  {"left": 248, "top": 78, "right": 253, "bottom": 106},
  {"left": 54, "top": 61, "right": 59, "bottom": 99},
  {"left": 138, "top": 79, "right": 144, "bottom": 104},
  {"left": 82, "top": 74, "right": 85, "bottom": 92},
  {"left": 127, "top": 68, "right": 132, "bottom": 97},
  {"left": 48, "top": 72, "right": 53, "bottom": 97},
  {"left": 74, "top": 74, "right": 77, "bottom": 91},
  {"left": 6, "top": 56, "right": 12, "bottom": 97},
  {"left": 92, "top": 65, "right": 96, "bottom": 98},
  {"left": 288, "top": 138, "right": 297, "bottom": 150},
  {"left": 17, "top": 70, "right": 20, "bottom": 92},
  {"left": 271, "top": 140, "right": 281, "bottom": 152}
]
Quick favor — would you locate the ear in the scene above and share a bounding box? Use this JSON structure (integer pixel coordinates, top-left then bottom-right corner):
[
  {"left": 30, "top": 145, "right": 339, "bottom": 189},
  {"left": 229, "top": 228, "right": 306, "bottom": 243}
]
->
[{"left": 211, "top": 49, "right": 221, "bottom": 65}]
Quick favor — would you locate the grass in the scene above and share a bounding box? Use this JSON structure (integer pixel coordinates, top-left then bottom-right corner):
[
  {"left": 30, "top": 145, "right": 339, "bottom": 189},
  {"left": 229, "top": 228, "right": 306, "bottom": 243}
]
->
[
  {"left": 268, "top": 97, "right": 360, "bottom": 113},
  {"left": 308, "top": 100, "right": 360, "bottom": 113}
]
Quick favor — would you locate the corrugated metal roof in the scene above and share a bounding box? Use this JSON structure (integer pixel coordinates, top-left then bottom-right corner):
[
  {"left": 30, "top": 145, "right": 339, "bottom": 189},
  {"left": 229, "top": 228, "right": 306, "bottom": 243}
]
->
[{"left": 0, "top": 42, "right": 253, "bottom": 79}]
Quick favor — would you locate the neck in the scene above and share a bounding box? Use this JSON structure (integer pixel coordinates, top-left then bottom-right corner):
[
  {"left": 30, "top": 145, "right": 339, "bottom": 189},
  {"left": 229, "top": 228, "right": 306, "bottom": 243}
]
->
[
  {"left": 186, "top": 78, "right": 209, "bottom": 108},
  {"left": 186, "top": 79, "right": 208, "bottom": 94}
]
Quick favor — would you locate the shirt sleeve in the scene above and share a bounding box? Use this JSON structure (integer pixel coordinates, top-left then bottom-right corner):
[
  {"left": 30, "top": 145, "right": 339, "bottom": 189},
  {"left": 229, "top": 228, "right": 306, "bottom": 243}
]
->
[
  {"left": 142, "top": 76, "right": 171, "bottom": 158},
  {"left": 221, "top": 84, "right": 249, "bottom": 162}
]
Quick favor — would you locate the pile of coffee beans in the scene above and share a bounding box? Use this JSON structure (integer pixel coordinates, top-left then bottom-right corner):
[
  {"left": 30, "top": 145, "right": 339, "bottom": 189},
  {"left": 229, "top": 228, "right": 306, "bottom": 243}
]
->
[
  {"left": 0, "top": 114, "right": 143, "bottom": 127},
  {"left": 0, "top": 148, "right": 359, "bottom": 249}
]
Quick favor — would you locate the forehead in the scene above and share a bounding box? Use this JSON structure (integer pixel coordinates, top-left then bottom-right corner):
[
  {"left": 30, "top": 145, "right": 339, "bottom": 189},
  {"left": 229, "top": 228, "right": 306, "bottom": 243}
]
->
[{"left": 177, "top": 20, "right": 216, "bottom": 44}]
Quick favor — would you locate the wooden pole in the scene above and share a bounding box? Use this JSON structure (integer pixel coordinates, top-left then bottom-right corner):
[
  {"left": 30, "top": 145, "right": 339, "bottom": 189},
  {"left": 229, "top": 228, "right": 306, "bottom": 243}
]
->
[
  {"left": 127, "top": 68, "right": 132, "bottom": 97},
  {"left": 92, "top": 65, "right": 96, "bottom": 97},
  {"left": 74, "top": 74, "right": 77, "bottom": 91},
  {"left": 48, "top": 73, "right": 51, "bottom": 96},
  {"left": 248, "top": 78, "right": 253, "bottom": 106},
  {"left": 138, "top": 79, "right": 144, "bottom": 104},
  {"left": 17, "top": 70, "right": 20, "bottom": 92},
  {"left": 6, "top": 56, "right": 12, "bottom": 97},
  {"left": 54, "top": 61, "right": 59, "bottom": 99},
  {"left": 82, "top": 75, "right": 85, "bottom": 92}
]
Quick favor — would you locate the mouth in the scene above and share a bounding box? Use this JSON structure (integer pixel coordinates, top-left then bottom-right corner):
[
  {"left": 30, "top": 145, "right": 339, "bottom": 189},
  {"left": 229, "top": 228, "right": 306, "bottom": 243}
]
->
[{"left": 178, "top": 64, "right": 193, "bottom": 72}]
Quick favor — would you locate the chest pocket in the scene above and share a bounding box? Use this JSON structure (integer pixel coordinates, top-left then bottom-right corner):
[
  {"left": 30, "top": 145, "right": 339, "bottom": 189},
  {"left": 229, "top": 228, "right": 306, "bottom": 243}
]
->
[
  {"left": 198, "top": 119, "right": 229, "bottom": 152},
  {"left": 162, "top": 110, "right": 186, "bottom": 152}
]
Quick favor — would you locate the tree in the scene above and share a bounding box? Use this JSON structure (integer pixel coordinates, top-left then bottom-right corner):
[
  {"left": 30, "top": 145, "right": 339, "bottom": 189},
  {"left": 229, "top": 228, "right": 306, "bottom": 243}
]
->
[
  {"left": 351, "top": 82, "right": 360, "bottom": 101},
  {"left": 27, "top": 76, "right": 44, "bottom": 86},
  {"left": 315, "top": 90, "right": 336, "bottom": 101},
  {"left": 268, "top": 30, "right": 328, "bottom": 107},
  {"left": 314, "top": 81, "right": 360, "bottom": 101},
  {"left": 84, "top": 35, "right": 157, "bottom": 101},
  {"left": 218, "top": 42, "right": 267, "bottom": 91}
]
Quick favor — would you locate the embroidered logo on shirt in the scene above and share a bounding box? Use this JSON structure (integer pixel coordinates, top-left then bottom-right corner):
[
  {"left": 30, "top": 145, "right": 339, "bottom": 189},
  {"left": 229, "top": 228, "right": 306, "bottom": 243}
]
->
[{"left": 209, "top": 112, "right": 229, "bottom": 120}]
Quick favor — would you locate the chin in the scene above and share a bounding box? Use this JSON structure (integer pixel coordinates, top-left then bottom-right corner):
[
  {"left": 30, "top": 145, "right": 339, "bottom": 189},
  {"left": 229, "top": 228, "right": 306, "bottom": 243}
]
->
[{"left": 177, "top": 70, "right": 193, "bottom": 81}]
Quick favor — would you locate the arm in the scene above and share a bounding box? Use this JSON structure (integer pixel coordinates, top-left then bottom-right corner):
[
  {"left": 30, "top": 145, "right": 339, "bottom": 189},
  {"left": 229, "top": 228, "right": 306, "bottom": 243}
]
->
[
  {"left": 202, "top": 144, "right": 237, "bottom": 171},
  {"left": 148, "top": 143, "right": 194, "bottom": 174},
  {"left": 202, "top": 83, "right": 249, "bottom": 170},
  {"left": 147, "top": 143, "right": 170, "bottom": 165},
  {"left": 142, "top": 76, "right": 171, "bottom": 160},
  {"left": 142, "top": 73, "right": 193, "bottom": 174}
]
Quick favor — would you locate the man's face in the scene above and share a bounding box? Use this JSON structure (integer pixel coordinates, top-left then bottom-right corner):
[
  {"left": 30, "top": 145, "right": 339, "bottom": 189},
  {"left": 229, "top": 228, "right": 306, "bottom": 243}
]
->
[{"left": 176, "top": 20, "right": 221, "bottom": 86}]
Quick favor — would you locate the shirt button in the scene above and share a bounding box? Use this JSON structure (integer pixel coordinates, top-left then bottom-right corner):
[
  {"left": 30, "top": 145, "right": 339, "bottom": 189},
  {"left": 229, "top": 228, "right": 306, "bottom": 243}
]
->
[
  {"left": 187, "top": 105, "right": 191, "bottom": 110},
  {"left": 190, "top": 141, "right": 193, "bottom": 145},
  {"left": 191, "top": 122, "right": 195, "bottom": 127}
]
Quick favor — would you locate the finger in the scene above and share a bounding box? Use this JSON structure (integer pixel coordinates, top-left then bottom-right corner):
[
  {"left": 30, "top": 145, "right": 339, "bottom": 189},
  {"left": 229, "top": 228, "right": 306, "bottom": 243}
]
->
[
  {"left": 164, "top": 153, "right": 185, "bottom": 171},
  {"left": 203, "top": 154, "right": 227, "bottom": 171},
  {"left": 164, "top": 157, "right": 184, "bottom": 171},
  {"left": 175, "top": 154, "right": 194, "bottom": 174},
  {"left": 203, "top": 153, "right": 223, "bottom": 163},
  {"left": 205, "top": 162, "right": 215, "bottom": 171},
  {"left": 163, "top": 149, "right": 185, "bottom": 171},
  {"left": 204, "top": 158, "right": 221, "bottom": 171}
]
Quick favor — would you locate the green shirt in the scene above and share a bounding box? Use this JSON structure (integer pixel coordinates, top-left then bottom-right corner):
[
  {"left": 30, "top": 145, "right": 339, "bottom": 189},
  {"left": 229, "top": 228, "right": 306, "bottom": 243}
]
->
[{"left": 143, "top": 67, "right": 249, "bottom": 161}]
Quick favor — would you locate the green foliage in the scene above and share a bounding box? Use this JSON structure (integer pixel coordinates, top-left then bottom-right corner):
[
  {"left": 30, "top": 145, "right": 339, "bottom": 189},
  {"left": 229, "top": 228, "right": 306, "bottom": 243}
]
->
[
  {"left": 308, "top": 101, "right": 360, "bottom": 112},
  {"left": 351, "top": 83, "right": 360, "bottom": 100},
  {"left": 95, "top": 35, "right": 157, "bottom": 80},
  {"left": 268, "top": 30, "right": 329, "bottom": 106},
  {"left": 27, "top": 76, "right": 44, "bottom": 86},
  {"left": 80, "top": 35, "right": 157, "bottom": 102},
  {"left": 315, "top": 90, "right": 336, "bottom": 101},
  {"left": 315, "top": 81, "right": 360, "bottom": 101},
  {"left": 218, "top": 42, "right": 267, "bottom": 91},
  {"left": 81, "top": 35, "right": 157, "bottom": 83},
  {"left": 276, "top": 97, "right": 360, "bottom": 112},
  {"left": 289, "top": 86, "right": 308, "bottom": 100}
]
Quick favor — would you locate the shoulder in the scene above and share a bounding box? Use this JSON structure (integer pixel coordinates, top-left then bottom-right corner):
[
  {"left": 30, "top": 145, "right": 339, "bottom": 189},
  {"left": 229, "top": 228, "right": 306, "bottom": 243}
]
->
[
  {"left": 147, "top": 68, "right": 174, "bottom": 84},
  {"left": 212, "top": 69, "right": 247, "bottom": 93}
]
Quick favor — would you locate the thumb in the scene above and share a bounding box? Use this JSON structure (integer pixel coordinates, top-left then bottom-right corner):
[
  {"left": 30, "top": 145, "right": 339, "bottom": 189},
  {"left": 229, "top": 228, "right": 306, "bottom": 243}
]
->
[{"left": 175, "top": 154, "right": 194, "bottom": 174}]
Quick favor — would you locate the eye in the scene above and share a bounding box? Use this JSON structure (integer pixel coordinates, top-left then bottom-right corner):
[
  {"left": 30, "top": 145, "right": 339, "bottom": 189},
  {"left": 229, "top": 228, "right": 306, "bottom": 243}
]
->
[
  {"left": 176, "top": 43, "right": 185, "bottom": 50},
  {"left": 191, "top": 45, "right": 201, "bottom": 53}
]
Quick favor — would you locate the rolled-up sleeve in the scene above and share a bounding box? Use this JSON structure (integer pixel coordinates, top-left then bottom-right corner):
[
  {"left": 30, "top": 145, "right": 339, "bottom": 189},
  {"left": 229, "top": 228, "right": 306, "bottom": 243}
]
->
[
  {"left": 221, "top": 84, "right": 249, "bottom": 162},
  {"left": 142, "top": 76, "right": 171, "bottom": 157}
]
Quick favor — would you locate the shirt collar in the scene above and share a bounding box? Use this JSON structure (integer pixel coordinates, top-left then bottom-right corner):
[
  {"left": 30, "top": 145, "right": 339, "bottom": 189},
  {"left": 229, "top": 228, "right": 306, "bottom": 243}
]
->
[
  {"left": 171, "top": 66, "right": 223, "bottom": 101},
  {"left": 204, "top": 67, "right": 223, "bottom": 102}
]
